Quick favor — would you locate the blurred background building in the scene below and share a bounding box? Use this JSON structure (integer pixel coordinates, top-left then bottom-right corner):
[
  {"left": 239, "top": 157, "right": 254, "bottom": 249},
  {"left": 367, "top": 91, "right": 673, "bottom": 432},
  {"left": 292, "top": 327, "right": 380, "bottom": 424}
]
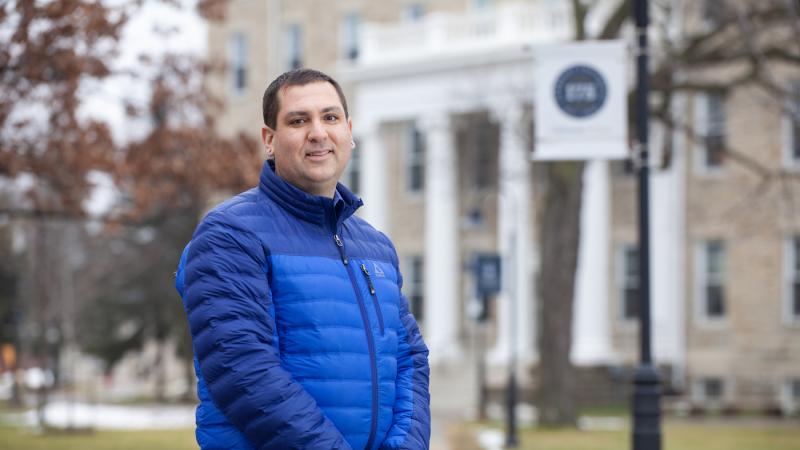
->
[{"left": 205, "top": 0, "right": 800, "bottom": 416}]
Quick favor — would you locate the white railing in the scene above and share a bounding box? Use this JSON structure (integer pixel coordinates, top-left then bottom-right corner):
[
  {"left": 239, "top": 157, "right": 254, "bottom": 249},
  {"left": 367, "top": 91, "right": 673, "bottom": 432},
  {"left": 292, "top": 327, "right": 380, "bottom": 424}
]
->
[{"left": 359, "top": 2, "right": 572, "bottom": 65}]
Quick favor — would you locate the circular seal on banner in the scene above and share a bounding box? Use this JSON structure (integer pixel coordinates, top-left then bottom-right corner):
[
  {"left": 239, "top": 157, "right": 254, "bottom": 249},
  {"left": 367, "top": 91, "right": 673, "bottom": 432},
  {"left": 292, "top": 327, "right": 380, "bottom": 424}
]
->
[{"left": 554, "top": 65, "right": 607, "bottom": 118}]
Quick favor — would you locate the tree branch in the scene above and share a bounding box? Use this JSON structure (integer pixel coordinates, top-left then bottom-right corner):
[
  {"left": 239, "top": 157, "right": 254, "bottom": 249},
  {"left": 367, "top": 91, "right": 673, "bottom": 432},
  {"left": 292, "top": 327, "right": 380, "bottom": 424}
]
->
[
  {"left": 652, "top": 108, "right": 774, "bottom": 180},
  {"left": 570, "top": 0, "right": 588, "bottom": 40},
  {"left": 598, "top": 0, "right": 631, "bottom": 40}
]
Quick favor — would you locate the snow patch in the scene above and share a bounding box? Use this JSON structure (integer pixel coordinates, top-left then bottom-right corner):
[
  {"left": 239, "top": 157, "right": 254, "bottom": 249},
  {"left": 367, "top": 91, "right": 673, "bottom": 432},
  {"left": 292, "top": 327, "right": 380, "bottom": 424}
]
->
[{"left": 20, "top": 401, "right": 195, "bottom": 430}]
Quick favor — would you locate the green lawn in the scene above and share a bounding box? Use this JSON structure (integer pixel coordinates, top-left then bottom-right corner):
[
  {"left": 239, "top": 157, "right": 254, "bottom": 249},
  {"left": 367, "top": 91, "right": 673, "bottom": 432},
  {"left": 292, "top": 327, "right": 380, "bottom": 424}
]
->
[
  {"left": 2, "top": 419, "right": 799, "bottom": 450},
  {"left": 452, "top": 420, "right": 800, "bottom": 450},
  {"left": 0, "top": 426, "right": 197, "bottom": 450}
]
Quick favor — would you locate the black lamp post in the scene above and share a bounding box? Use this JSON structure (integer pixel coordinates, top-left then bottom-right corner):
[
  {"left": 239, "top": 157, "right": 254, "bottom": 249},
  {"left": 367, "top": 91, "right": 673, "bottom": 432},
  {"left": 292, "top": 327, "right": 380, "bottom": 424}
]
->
[{"left": 632, "top": 0, "right": 662, "bottom": 449}]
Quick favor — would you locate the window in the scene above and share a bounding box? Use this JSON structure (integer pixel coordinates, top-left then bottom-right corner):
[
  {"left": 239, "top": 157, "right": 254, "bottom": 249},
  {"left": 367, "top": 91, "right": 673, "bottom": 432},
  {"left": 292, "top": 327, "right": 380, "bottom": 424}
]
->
[
  {"left": 403, "top": 4, "right": 425, "bottom": 21},
  {"left": 695, "top": 377, "right": 726, "bottom": 404},
  {"left": 703, "top": 91, "right": 726, "bottom": 169},
  {"left": 342, "top": 139, "right": 360, "bottom": 195},
  {"left": 788, "top": 81, "right": 800, "bottom": 166},
  {"left": 228, "top": 32, "right": 247, "bottom": 95},
  {"left": 701, "top": 0, "right": 731, "bottom": 28},
  {"left": 618, "top": 245, "right": 640, "bottom": 321},
  {"left": 340, "top": 13, "right": 360, "bottom": 60},
  {"left": 781, "top": 379, "right": 800, "bottom": 415},
  {"left": 284, "top": 24, "right": 303, "bottom": 70},
  {"left": 785, "top": 236, "right": 800, "bottom": 324},
  {"left": 407, "top": 125, "right": 425, "bottom": 194},
  {"left": 697, "top": 240, "right": 726, "bottom": 321},
  {"left": 406, "top": 255, "right": 424, "bottom": 322}
]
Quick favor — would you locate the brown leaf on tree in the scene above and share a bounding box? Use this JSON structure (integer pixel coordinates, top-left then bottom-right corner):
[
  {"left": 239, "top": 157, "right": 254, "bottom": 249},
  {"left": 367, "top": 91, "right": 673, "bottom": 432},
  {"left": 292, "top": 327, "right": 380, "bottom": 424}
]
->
[
  {"left": 115, "top": 53, "right": 262, "bottom": 223},
  {"left": 2, "top": 1, "right": 259, "bottom": 223},
  {"left": 196, "top": 0, "right": 229, "bottom": 22}
]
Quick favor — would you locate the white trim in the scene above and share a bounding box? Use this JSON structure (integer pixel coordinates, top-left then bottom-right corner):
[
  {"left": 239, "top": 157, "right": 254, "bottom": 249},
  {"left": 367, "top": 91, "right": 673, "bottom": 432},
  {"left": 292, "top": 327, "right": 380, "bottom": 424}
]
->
[
  {"left": 783, "top": 236, "right": 800, "bottom": 327},
  {"left": 693, "top": 240, "right": 728, "bottom": 328}
]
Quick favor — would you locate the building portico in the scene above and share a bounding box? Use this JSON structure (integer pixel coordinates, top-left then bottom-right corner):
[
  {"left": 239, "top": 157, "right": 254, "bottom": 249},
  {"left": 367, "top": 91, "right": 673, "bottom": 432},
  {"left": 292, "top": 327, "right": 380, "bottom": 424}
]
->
[
  {"left": 341, "top": 15, "right": 552, "bottom": 366},
  {"left": 339, "top": 1, "right": 684, "bottom": 379}
]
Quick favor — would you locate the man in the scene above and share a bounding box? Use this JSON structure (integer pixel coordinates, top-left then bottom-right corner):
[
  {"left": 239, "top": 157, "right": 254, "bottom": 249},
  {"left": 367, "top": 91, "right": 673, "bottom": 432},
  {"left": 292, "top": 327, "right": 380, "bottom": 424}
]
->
[{"left": 175, "top": 69, "right": 431, "bottom": 450}]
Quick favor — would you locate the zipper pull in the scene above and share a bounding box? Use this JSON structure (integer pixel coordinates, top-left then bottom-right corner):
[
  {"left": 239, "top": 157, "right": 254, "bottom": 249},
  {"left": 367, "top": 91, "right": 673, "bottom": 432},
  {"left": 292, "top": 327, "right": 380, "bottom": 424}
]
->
[
  {"left": 333, "top": 234, "right": 348, "bottom": 265},
  {"left": 360, "top": 263, "right": 376, "bottom": 295}
]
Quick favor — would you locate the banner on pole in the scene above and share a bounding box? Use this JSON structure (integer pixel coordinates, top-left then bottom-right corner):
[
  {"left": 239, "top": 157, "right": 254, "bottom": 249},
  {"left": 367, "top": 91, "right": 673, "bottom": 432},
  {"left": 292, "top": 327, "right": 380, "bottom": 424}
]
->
[{"left": 533, "top": 40, "right": 628, "bottom": 160}]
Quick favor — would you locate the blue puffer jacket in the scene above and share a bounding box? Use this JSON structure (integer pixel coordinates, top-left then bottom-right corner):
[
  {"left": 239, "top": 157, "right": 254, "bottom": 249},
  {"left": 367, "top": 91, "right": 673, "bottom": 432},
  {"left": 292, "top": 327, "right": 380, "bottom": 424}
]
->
[{"left": 175, "top": 161, "right": 430, "bottom": 450}]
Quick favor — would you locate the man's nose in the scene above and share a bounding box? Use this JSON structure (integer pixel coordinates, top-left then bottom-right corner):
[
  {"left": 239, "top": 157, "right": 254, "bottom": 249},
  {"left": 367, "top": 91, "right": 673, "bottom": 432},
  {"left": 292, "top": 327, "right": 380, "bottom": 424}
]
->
[{"left": 308, "top": 118, "right": 327, "bottom": 142}]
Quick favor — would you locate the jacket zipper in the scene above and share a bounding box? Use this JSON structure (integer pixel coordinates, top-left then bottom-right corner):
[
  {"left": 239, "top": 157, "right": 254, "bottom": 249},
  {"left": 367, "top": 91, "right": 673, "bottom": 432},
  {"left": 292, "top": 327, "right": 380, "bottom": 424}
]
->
[
  {"left": 333, "top": 234, "right": 348, "bottom": 265},
  {"left": 333, "top": 233, "right": 378, "bottom": 450},
  {"left": 360, "top": 263, "right": 385, "bottom": 334}
]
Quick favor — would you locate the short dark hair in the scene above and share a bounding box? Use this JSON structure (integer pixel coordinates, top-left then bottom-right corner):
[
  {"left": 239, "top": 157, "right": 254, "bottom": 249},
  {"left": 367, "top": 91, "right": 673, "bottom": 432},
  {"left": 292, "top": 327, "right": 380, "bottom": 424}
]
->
[{"left": 262, "top": 69, "right": 349, "bottom": 129}]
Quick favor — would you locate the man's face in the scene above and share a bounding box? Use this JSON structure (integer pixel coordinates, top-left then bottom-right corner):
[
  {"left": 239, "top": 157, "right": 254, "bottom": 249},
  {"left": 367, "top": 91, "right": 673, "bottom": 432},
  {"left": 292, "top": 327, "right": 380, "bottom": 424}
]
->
[{"left": 262, "top": 81, "right": 353, "bottom": 198}]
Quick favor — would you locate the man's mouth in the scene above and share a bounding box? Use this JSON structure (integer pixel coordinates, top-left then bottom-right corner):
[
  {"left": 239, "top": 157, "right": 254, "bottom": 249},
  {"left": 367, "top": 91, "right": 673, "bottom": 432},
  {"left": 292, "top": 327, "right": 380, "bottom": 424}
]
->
[{"left": 306, "top": 149, "right": 333, "bottom": 158}]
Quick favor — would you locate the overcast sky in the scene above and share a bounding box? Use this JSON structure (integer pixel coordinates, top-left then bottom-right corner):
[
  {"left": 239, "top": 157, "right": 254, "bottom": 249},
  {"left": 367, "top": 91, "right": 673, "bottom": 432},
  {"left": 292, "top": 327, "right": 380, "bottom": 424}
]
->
[
  {"left": 82, "top": 0, "right": 207, "bottom": 216},
  {"left": 80, "top": 0, "right": 207, "bottom": 146}
]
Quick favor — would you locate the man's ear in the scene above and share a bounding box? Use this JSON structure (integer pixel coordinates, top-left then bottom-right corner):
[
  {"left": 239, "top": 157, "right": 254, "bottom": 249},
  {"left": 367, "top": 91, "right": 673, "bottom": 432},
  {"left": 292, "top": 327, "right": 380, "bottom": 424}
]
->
[{"left": 261, "top": 125, "right": 275, "bottom": 159}]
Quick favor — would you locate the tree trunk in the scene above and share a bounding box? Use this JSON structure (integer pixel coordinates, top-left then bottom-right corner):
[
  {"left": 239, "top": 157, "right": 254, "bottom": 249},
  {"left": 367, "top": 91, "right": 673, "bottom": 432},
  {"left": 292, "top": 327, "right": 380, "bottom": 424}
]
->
[
  {"left": 182, "top": 352, "right": 196, "bottom": 402},
  {"left": 153, "top": 339, "right": 166, "bottom": 402},
  {"left": 536, "top": 161, "right": 584, "bottom": 426}
]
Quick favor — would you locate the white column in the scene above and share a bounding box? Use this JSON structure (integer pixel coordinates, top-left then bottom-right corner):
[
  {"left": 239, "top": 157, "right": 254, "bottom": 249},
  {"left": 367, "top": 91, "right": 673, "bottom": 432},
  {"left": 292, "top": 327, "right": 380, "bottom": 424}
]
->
[
  {"left": 358, "top": 121, "right": 389, "bottom": 233},
  {"left": 571, "top": 159, "right": 615, "bottom": 365},
  {"left": 420, "top": 112, "right": 461, "bottom": 363},
  {"left": 651, "top": 111, "right": 686, "bottom": 387},
  {"left": 488, "top": 102, "right": 536, "bottom": 365}
]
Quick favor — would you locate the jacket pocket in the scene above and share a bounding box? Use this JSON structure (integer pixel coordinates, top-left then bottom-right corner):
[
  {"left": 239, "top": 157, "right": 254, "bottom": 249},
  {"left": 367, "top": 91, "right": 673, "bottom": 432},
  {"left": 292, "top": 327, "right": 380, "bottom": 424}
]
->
[{"left": 360, "top": 263, "right": 385, "bottom": 335}]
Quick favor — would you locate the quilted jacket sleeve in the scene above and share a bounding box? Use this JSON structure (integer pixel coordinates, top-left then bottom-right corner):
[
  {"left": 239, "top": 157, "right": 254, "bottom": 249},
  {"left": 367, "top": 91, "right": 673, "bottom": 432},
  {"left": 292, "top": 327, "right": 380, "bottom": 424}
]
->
[
  {"left": 183, "top": 212, "right": 351, "bottom": 450},
  {"left": 380, "top": 271, "right": 431, "bottom": 449}
]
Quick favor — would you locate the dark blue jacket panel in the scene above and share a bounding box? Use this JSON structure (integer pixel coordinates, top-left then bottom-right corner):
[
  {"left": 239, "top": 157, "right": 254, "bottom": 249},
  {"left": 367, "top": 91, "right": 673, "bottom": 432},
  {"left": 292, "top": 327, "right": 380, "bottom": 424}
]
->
[{"left": 177, "top": 161, "right": 430, "bottom": 449}]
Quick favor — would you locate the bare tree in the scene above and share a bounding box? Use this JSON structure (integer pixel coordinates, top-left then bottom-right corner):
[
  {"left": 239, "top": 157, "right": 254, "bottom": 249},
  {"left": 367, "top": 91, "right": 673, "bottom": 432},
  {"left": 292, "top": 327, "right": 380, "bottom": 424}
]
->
[{"left": 0, "top": 0, "right": 261, "bottom": 406}]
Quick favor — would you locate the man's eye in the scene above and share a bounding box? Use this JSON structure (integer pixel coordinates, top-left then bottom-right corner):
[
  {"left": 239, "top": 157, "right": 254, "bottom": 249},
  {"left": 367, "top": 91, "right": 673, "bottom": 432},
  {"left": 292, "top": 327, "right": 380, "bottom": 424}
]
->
[
  {"left": 325, "top": 114, "right": 339, "bottom": 121},
  {"left": 290, "top": 118, "right": 306, "bottom": 125}
]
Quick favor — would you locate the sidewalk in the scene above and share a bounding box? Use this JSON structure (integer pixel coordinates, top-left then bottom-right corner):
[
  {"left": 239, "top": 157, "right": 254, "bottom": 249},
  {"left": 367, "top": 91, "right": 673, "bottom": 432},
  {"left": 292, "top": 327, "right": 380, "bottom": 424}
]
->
[{"left": 429, "top": 359, "right": 478, "bottom": 450}]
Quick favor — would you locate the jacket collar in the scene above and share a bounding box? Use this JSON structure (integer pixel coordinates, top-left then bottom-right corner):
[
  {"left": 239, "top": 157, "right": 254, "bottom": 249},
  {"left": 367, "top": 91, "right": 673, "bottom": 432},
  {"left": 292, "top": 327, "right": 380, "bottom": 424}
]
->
[{"left": 258, "top": 159, "right": 363, "bottom": 230}]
